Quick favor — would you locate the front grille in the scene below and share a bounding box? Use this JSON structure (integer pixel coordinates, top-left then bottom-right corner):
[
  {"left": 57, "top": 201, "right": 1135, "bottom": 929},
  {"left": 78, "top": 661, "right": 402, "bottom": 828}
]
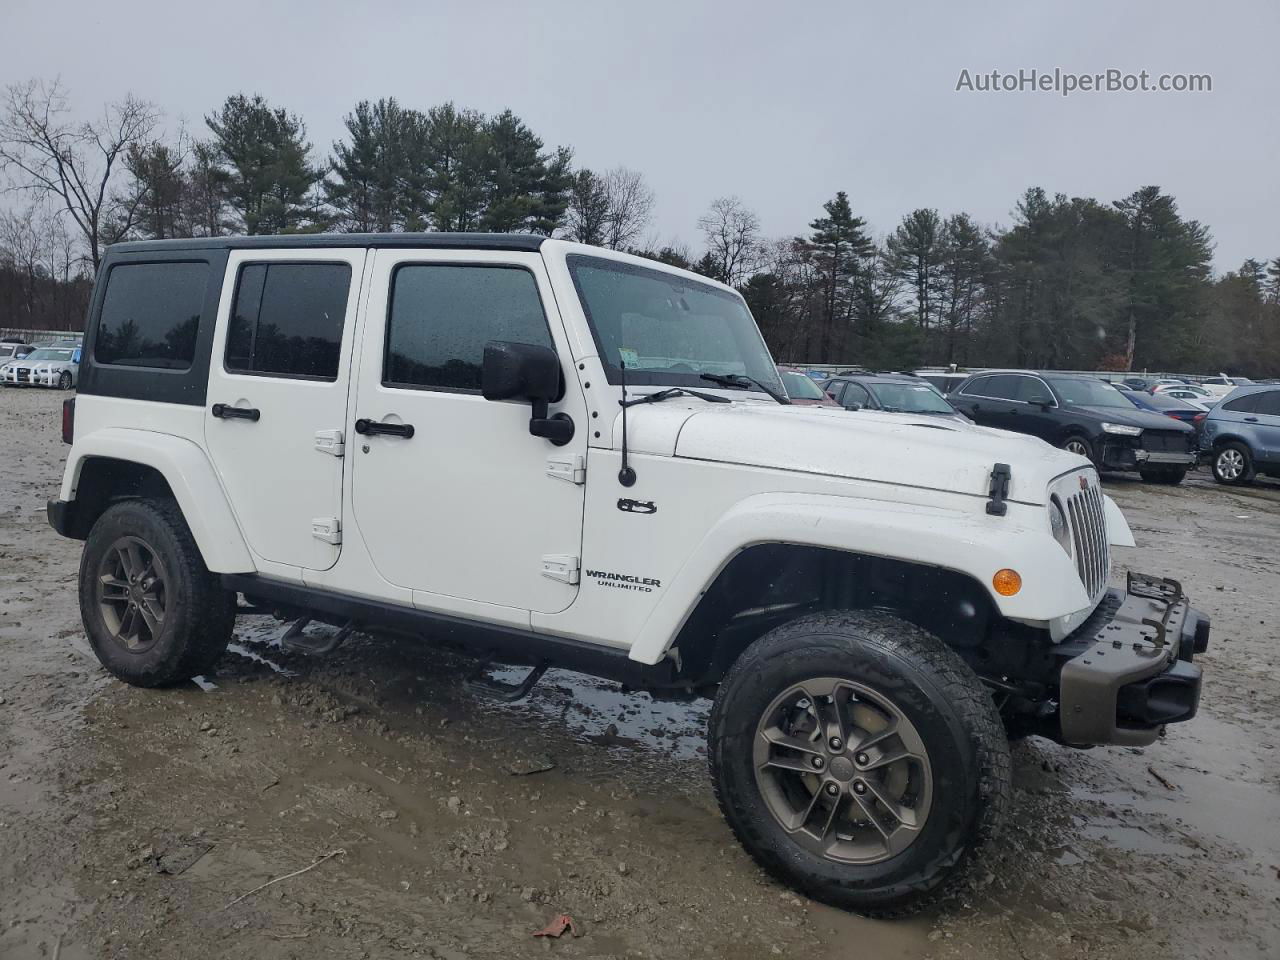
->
[
  {"left": 16, "top": 367, "right": 30, "bottom": 382},
  {"left": 1067, "top": 483, "right": 1109, "bottom": 599},
  {"left": 1142, "top": 429, "right": 1191, "bottom": 453}
]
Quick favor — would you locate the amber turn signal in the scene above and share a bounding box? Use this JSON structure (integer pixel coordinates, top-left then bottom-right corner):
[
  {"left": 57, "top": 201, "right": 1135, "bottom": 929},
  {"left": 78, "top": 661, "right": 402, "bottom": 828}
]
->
[{"left": 992, "top": 568, "right": 1022, "bottom": 596}]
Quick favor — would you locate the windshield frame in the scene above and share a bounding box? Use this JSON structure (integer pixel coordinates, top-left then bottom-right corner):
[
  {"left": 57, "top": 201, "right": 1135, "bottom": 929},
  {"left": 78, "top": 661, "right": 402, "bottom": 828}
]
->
[{"left": 566, "top": 253, "right": 784, "bottom": 397}]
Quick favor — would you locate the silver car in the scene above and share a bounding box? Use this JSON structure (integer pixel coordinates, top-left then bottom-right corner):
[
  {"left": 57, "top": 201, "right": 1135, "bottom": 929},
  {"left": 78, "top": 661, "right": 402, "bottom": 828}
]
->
[{"left": 1, "top": 345, "right": 81, "bottom": 389}]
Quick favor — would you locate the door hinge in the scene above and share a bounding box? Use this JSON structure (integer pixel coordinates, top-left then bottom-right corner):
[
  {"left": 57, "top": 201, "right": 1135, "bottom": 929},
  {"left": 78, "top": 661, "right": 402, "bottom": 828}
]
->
[
  {"left": 540, "top": 554, "right": 580, "bottom": 585},
  {"left": 311, "top": 517, "right": 342, "bottom": 545},
  {"left": 314, "top": 429, "right": 345, "bottom": 457},
  {"left": 546, "top": 453, "right": 586, "bottom": 485}
]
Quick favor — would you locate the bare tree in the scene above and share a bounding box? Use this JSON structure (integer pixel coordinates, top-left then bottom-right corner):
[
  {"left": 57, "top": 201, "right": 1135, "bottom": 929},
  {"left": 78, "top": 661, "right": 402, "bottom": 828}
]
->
[
  {"left": 0, "top": 78, "right": 159, "bottom": 271},
  {"left": 564, "top": 169, "right": 611, "bottom": 245},
  {"left": 697, "top": 195, "right": 761, "bottom": 286},
  {"left": 601, "top": 167, "right": 653, "bottom": 250}
]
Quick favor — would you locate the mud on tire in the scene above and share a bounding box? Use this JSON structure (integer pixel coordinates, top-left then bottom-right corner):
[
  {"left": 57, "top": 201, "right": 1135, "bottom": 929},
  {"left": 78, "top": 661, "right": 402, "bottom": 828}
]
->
[
  {"left": 708, "top": 610, "right": 1010, "bottom": 916},
  {"left": 79, "top": 498, "right": 235, "bottom": 687}
]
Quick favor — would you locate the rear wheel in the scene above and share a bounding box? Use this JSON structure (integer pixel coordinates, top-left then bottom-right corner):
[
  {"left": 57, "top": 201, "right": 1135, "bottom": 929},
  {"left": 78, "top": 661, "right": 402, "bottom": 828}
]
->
[
  {"left": 1139, "top": 467, "right": 1187, "bottom": 485},
  {"left": 708, "top": 610, "right": 1010, "bottom": 916},
  {"left": 79, "top": 499, "right": 235, "bottom": 687},
  {"left": 1211, "top": 443, "right": 1253, "bottom": 485}
]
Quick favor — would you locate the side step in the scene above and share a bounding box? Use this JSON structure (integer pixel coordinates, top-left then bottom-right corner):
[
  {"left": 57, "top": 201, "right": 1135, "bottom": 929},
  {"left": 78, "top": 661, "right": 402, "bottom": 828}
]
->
[
  {"left": 280, "top": 617, "right": 356, "bottom": 656},
  {"left": 465, "top": 659, "right": 549, "bottom": 702}
]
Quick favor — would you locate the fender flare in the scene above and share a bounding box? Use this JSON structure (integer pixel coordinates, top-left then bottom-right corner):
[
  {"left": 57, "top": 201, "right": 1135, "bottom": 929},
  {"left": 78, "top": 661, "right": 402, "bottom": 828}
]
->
[
  {"left": 627, "top": 491, "right": 1089, "bottom": 665},
  {"left": 61, "top": 428, "right": 255, "bottom": 573}
]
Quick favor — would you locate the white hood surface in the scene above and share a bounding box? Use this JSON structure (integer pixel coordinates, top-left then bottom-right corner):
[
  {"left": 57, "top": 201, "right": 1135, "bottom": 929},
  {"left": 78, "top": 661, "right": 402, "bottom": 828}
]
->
[{"left": 620, "top": 400, "right": 1081, "bottom": 505}]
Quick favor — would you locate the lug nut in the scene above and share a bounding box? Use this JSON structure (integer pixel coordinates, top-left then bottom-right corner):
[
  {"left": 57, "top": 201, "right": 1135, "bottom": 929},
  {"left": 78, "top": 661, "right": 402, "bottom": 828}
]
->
[
  {"left": 855, "top": 752, "right": 869, "bottom": 766},
  {"left": 810, "top": 756, "right": 825, "bottom": 770},
  {"left": 828, "top": 737, "right": 843, "bottom": 751},
  {"left": 824, "top": 782, "right": 839, "bottom": 796},
  {"left": 853, "top": 781, "right": 867, "bottom": 795}
]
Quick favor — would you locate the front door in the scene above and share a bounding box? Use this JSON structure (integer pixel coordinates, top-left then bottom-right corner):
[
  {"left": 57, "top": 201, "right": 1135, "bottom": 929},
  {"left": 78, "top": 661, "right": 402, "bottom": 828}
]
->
[
  {"left": 350, "top": 250, "right": 588, "bottom": 616},
  {"left": 205, "top": 249, "right": 366, "bottom": 572}
]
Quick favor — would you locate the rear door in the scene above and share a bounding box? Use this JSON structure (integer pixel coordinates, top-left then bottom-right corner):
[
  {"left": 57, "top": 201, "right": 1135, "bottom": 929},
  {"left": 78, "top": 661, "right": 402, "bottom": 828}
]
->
[
  {"left": 1249, "top": 390, "right": 1280, "bottom": 463},
  {"left": 349, "top": 249, "right": 588, "bottom": 618},
  {"left": 205, "top": 249, "right": 366, "bottom": 573},
  {"left": 956, "top": 374, "right": 1020, "bottom": 428}
]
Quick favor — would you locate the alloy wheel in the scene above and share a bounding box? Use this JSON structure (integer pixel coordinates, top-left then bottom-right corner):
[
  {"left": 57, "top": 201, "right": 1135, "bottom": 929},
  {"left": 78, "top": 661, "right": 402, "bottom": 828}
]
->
[
  {"left": 1216, "top": 449, "right": 1244, "bottom": 481},
  {"left": 752, "top": 677, "right": 933, "bottom": 864},
  {"left": 1065, "top": 439, "right": 1090, "bottom": 458},
  {"left": 96, "top": 535, "right": 168, "bottom": 652}
]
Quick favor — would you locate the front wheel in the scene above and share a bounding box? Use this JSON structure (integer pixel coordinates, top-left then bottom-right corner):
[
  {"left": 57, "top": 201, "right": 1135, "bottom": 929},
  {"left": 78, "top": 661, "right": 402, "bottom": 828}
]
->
[
  {"left": 1139, "top": 466, "right": 1187, "bottom": 485},
  {"left": 708, "top": 611, "right": 1010, "bottom": 916},
  {"left": 58, "top": 370, "right": 73, "bottom": 390},
  {"left": 1062, "top": 435, "right": 1094, "bottom": 463},
  {"left": 79, "top": 499, "right": 235, "bottom": 687}
]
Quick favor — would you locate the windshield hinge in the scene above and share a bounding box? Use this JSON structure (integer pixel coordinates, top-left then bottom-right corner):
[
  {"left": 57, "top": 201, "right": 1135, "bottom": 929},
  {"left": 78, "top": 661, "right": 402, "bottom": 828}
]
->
[
  {"left": 546, "top": 453, "right": 586, "bottom": 485},
  {"left": 541, "top": 554, "right": 580, "bottom": 585}
]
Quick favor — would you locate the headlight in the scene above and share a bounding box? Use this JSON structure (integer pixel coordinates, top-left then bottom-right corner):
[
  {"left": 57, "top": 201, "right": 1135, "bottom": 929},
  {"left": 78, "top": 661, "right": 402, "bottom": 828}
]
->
[
  {"left": 1049, "top": 496, "right": 1071, "bottom": 555},
  {"left": 1101, "top": 422, "right": 1142, "bottom": 436}
]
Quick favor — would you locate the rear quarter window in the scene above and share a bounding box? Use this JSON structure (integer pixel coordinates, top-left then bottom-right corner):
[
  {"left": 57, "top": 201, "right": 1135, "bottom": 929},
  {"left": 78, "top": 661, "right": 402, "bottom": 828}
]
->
[
  {"left": 95, "top": 262, "right": 210, "bottom": 369},
  {"left": 1221, "top": 393, "right": 1260, "bottom": 413}
]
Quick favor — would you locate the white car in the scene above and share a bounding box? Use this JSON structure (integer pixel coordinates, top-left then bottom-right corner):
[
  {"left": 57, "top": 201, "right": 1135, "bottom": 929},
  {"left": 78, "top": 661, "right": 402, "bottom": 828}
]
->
[
  {"left": 1198, "top": 374, "right": 1254, "bottom": 400},
  {"left": 1, "top": 345, "right": 81, "bottom": 389},
  {"left": 47, "top": 233, "right": 1210, "bottom": 916}
]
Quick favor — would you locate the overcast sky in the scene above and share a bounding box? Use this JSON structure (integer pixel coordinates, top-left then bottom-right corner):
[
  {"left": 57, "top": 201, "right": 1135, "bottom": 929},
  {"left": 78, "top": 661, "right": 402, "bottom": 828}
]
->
[{"left": 3, "top": 0, "right": 1276, "bottom": 271}]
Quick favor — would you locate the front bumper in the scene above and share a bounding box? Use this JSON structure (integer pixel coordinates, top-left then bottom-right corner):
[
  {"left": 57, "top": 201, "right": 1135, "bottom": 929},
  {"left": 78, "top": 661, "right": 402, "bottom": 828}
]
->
[
  {"left": 1056, "top": 573, "right": 1208, "bottom": 746},
  {"left": 1099, "top": 437, "right": 1196, "bottom": 471}
]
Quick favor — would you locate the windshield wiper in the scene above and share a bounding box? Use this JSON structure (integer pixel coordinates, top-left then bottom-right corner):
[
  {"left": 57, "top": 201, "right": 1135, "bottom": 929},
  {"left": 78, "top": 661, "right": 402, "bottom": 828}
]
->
[
  {"left": 699, "top": 373, "right": 791, "bottom": 404},
  {"left": 622, "top": 387, "right": 731, "bottom": 408}
]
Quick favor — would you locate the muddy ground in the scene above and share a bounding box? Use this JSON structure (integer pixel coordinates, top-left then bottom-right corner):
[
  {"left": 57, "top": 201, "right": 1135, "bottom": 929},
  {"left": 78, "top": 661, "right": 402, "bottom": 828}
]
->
[{"left": 1, "top": 386, "right": 1277, "bottom": 960}]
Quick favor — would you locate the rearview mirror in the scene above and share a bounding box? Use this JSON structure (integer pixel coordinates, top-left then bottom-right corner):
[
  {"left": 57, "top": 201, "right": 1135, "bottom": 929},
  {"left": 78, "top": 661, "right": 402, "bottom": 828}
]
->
[{"left": 481, "top": 341, "right": 573, "bottom": 446}]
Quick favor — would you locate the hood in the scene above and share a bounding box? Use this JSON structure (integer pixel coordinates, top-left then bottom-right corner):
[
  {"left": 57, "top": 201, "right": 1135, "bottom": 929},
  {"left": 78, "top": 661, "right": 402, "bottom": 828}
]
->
[
  {"left": 1073, "top": 405, "right": 1193, "bottom": 432},
  {"left": 618, "top": 400, "right": 1082, "bottom": 505}
]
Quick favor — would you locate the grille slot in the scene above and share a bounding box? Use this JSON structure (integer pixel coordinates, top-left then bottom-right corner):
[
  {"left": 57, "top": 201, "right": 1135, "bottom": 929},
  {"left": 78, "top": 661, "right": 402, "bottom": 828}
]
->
[
  {"left": 1142, "top": 430, "right": 1191, "bottom": 453},
  {"left": 1067, "top": 483, "right": 1108, "bottom": 599}
]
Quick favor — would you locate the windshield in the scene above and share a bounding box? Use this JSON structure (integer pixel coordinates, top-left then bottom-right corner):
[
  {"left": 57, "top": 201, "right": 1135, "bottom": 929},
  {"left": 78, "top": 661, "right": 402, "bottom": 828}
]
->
[
  {"left": 1049, "top": 378, "right": 1131, "bottom": 408},
  {"left": 27, "top": 349, "right": 75, "bottom": 362},
  {"left": 867, "top": 381, "right": 956, "bottom": 414},
  {"left": 779, "top": 371, "right": 826, "bottom": 400},
  {"left": 568, "top": 254, "right": 784, "bottom": 396}
]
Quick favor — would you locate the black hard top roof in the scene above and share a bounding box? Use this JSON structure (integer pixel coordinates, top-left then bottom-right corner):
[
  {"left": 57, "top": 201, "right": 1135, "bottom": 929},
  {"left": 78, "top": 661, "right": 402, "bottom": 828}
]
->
[{"left": 108, "top": 232, "right": 547, "bottom": 255}]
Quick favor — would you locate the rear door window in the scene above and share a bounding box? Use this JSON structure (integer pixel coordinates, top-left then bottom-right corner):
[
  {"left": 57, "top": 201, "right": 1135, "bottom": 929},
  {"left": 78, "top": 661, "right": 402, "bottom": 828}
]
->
[
  {"left": 226, "top": 262, "right": 351, "bottom": 380},
  {"left": 964, "top": 374, "right": 1020, "bottom": 400},
  {"left": 95, "top": 261, "right": 210, "bottom": 368}
]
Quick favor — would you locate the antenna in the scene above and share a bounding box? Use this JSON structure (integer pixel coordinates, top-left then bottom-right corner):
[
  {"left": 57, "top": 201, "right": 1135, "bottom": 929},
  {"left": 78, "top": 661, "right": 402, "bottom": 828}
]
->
[{"left": 618, "top": 360, "right": 636, "bottom": 487}]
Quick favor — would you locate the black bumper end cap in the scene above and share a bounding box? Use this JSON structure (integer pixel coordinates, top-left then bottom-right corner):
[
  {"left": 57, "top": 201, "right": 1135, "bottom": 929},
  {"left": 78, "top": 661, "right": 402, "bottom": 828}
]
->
[{"left": 47, "top": 498, "right": 74, "bottom": 538}]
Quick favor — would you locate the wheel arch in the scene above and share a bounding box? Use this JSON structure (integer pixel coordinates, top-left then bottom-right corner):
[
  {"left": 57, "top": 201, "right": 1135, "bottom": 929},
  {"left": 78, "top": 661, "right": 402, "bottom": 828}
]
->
[{"left": 60, "top": 429, "right": 254, "bottom": 573}]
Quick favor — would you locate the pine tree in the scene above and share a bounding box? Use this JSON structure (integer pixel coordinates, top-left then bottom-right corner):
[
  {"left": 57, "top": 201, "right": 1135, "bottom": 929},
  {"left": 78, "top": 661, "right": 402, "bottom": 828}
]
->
[
  {"left": 805, "top": 192, "right": 871, "bottom": 359},
  {"left": 886, "top": 208, "right": 942, "bottom": 338},
  {"left": 205, "top": 94, "right": 322, "bottom": 234},
  {"left": 326, "top": 98, "right": 421, "bottom": 232},
  {"left": 122, "top": 142, "right": 186, "bottom": 239}
]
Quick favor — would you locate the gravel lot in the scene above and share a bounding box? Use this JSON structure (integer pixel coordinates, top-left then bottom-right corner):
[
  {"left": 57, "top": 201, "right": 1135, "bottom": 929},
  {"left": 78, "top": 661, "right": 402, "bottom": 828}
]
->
[{"left": 2, "top": 386, "right": 1278, "bottom": 960}]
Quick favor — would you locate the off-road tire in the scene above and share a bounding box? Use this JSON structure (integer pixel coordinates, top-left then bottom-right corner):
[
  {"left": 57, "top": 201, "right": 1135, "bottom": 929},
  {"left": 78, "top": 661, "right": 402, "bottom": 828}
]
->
[
  {"left": 1061, "top": 434, "right": 1095, "bottom": 464},
  {"left": 1211, "top": 442, "right": 1254, "bottom": 486},
  {"left": 708, "top": 610, "right": 1010, "bottom": 916},
  {"left": 1139, "top": 467, "right": 1187, "bottom": 485},
  {"left": 79, "top": 498, "right": 235, "bottom": 687}
]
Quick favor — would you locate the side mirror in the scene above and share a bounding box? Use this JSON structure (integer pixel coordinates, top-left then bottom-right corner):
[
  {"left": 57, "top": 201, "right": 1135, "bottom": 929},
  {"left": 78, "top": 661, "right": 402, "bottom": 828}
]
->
[
  {"left": 481, "top": 341, "right": 573, "bottom": 446},
  {"left": 845, "top": 402, "right": 862, "bottom": 411},
  {"left": 1027, "top": 395, "right": 1051, "bottom": 408}
]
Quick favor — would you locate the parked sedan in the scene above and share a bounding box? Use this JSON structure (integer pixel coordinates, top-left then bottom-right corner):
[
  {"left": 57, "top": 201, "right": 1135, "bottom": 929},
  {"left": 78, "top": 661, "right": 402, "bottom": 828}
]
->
[
  {"left": 778, "top": 367, "right": 840, "bottom": 406},
  {"left": 952, "top": 370, "right": 1196, "bottom": 483},
  {"left": 1, "top": 345, "right": 81, "bottom": 389},
  {"left": 822, "top": 373, "right": 970, "bottom": 421}
]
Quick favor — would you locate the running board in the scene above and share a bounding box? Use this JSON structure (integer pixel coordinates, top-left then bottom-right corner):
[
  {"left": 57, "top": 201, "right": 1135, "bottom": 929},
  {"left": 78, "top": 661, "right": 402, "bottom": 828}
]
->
[
  {"left": 465, "top": 659, "right": 549, "bottom": 702},
  {"left": 280, "top": 617, "right": 356, "bottom": 656}
]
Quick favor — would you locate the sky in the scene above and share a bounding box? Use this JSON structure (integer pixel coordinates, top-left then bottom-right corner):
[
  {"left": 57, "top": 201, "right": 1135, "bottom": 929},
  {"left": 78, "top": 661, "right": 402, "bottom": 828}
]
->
[{"left": 2, "top": 0, "right": 1276, "bottom": 272}]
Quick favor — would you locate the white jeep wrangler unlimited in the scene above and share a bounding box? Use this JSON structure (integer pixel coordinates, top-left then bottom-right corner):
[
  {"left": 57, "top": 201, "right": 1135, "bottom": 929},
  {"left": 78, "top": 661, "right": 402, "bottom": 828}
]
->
[{"left": 49, "top": 234, "right": 1209, "bottom": 914}]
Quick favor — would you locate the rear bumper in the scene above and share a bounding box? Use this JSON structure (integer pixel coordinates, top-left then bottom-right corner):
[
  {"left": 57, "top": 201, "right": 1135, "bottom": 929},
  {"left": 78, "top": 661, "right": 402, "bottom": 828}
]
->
[{"left": 1057, "top": 573, "right": 1208, "bottom": 746}]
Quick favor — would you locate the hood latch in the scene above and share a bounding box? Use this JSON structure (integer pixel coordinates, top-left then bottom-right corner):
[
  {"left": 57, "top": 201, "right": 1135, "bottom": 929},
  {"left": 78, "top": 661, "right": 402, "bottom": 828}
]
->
[{"left": 986, "top": 463, "right": 1012, "bottom": 516}]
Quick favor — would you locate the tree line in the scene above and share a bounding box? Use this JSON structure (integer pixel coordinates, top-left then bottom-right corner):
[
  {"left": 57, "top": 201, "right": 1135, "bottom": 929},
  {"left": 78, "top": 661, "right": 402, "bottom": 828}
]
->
[{"left": 1, "top": 78, "right": 1276, "bottom": 376}]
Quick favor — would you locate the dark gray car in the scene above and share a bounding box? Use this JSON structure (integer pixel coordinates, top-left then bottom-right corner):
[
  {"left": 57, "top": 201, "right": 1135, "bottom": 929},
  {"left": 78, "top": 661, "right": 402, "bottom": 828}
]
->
[{"left": 1200, "top": 384, "right": 1280, "bottom": 484}]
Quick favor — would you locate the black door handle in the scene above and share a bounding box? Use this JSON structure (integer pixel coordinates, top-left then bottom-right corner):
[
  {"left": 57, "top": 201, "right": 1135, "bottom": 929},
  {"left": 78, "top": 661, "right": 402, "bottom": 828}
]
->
[
  {"left": 355, "top": 418, "right": 415, "bottom": 439},
  {"left": 211, "top": 403, "right": 260, "bottom": 422}
]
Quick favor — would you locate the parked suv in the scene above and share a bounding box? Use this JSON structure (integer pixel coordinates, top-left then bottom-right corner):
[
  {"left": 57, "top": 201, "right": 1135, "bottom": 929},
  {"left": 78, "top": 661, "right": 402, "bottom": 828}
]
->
[
  {"left": 47, "top": 234, "right": 1208, "bottom": 915},
  {"left": 952, "top": 371, "right": 1197, "bottom": 484},
  {"left": 1201, "top": 385, "right": 1280, "bottom": 484}
]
